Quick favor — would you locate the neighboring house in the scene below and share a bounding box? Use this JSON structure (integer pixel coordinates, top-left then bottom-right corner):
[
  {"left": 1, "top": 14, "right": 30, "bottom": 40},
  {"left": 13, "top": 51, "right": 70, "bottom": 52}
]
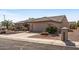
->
[
  {"left": 69, "top": 21, "right": 77, "bottom": 29},
  {"left": 15, "top": 15, "right": 69, "bottom": 32},
  {"left": 15, "top": 21, "right": 29, "bottom": 31},
  {"left": 69, "top": 21, "right": 77, "bottom": 25}
]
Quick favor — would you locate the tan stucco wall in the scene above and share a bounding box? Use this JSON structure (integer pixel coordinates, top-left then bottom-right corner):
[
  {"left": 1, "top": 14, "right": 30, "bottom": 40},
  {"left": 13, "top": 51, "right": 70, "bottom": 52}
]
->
[
  {"left": 61, "top": 17, "right": 69, "bottom": 28},
  {"left": 29, "top": 21, "right": 62, "bottom": 32}
]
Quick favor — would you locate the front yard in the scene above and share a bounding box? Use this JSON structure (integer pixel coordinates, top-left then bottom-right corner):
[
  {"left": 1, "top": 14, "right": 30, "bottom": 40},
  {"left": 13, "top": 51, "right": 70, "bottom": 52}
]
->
[
  {"left": 68, "top": 28, "right": 79, "bottom": 42},
  {"left": 0, "top": 29, "right": 79, "bottom": 42},
  {"left": 0, "top": 30, "right": 79, "bottom": 49},
  {"left": 28, "top": 34, "right": 61, "bottom": 40}
]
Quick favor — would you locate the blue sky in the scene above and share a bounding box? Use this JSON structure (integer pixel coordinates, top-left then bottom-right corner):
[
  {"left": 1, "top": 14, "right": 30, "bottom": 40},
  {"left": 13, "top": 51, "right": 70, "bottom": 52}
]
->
[{"left": 0, "top": 9, "right": 79, "bottom": 22}]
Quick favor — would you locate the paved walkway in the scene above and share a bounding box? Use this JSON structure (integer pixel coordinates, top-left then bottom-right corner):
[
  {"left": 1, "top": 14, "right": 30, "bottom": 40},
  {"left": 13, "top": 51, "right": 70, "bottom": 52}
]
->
[{"left": 0, "top": 32, "right": 79, "bottom": 49}]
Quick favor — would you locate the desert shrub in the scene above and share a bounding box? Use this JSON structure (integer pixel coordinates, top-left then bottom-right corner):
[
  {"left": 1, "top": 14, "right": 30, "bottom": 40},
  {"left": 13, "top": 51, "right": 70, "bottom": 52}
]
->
[
  {"left": 22, "top": 27, "right": 28, "bottom": 31},
  {"left": 16, "top": 26, "right": 21, "bottom": 31},
  {"left": 40, "top": 32, "right": 49, "bottom": 35},
  {"left": 68, "top": 29, "right": 73, "bottom": 32},
  {"left": 46, "top": 26, "right": 57, "bottom": 34}
]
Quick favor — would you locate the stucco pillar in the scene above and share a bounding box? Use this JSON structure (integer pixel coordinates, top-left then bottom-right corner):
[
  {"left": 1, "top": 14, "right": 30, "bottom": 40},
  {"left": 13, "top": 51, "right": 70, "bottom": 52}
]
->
[{"left": 61, "top": 27, "right": 68, "bottom": 41}]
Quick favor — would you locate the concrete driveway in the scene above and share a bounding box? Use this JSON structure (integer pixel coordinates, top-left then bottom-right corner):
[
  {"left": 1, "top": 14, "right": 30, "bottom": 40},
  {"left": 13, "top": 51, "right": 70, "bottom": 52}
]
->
[{"left": 1, "top": 32, "right": 39, "bottom": 38}]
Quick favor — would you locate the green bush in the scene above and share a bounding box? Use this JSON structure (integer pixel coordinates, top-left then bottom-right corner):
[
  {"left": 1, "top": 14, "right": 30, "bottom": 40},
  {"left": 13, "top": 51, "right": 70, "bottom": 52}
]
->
[{"left": 46, "top": 26, "right": 57, "bottom": 34}]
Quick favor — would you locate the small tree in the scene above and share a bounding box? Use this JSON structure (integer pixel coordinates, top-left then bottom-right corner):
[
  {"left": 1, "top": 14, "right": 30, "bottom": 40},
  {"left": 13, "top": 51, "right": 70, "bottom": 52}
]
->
[
  {"left": 1, "top": 20, "right": 14, "bottom": 30},
  {"left": 46, "top": 26, "right": 57, "bottom": 34}
]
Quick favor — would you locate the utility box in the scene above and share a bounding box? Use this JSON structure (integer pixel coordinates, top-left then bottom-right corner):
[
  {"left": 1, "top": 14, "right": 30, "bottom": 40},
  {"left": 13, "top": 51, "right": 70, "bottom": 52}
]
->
[{"left": 61, "top": 27, "right": 68, "bottom": 41}]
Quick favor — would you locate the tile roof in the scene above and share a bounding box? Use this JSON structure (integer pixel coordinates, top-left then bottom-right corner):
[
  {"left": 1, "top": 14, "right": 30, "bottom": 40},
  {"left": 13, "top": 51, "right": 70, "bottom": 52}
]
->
[{"left": 16, "top": 15, "right": 66, "bottom": 23}]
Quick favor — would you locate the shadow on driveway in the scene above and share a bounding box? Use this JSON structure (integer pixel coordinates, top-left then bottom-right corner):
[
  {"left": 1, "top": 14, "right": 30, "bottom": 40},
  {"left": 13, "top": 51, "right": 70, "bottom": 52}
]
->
[{"left": 63, "top": 39, "right": 75, "bottom": 47}]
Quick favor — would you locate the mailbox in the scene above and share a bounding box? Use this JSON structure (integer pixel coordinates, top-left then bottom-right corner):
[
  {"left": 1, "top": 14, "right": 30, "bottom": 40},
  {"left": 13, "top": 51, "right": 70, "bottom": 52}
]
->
[{"left": 61, "top": 27, "right": 68, "bottom": 41}]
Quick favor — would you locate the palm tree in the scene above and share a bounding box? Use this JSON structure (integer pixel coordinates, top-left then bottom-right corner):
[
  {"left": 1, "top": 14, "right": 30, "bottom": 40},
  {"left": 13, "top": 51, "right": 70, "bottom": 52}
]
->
[{"left": 1, "top": 20, "right": 14, "bottom": 30}]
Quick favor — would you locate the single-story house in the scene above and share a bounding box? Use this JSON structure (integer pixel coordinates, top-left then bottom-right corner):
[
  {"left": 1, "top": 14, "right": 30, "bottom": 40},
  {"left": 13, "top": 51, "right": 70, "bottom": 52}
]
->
[{"left": 15, "top": 15, "right": 69, "bottom": 32}]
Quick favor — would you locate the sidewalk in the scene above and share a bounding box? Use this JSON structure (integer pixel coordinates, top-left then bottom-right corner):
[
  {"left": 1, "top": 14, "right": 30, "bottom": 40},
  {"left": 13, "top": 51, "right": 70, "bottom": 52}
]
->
[{"left": 0, "top": 34, "right": 79, "bottom": 48}]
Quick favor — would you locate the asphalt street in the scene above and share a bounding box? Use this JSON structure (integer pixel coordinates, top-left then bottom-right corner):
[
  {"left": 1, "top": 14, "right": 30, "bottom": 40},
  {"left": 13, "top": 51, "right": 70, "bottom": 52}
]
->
[{"left": 0, "top": 38, "right": 78, "bottom": 50}]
